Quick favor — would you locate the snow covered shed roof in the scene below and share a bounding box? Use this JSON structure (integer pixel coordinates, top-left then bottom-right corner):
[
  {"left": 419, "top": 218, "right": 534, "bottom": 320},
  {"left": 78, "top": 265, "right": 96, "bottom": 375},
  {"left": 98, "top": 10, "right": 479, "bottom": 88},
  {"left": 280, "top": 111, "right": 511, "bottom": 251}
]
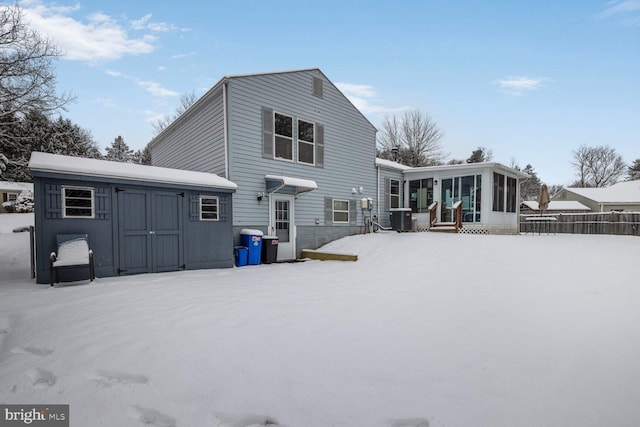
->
[{"left": 28, "top": 152, "right": 237, "bottom": 190}]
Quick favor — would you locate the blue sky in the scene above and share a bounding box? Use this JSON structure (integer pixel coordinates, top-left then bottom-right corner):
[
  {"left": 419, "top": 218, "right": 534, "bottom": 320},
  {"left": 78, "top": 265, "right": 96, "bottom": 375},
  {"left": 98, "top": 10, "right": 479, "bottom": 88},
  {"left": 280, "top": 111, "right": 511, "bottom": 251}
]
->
[{"left": 17, "top": 0, "right": 640, "bottom": 185}]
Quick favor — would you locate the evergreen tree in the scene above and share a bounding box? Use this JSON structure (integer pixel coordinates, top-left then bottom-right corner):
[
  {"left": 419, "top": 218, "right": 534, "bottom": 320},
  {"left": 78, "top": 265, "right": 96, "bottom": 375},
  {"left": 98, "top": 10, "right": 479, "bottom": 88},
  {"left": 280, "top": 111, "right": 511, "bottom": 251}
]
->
[
  {"left": 628, "top": 159, "right": 640, "bottom": 181},
  {"left": 104, "top": 136, "right": 134, "bottom": 163},
  {"left": 1, "top": 111, "right": 99, "bottom": 181},
  {"left": 520, "top": 164, "right": 542, "bottom": 201},
  {"left": 133, "top": 144, "right": 151, "bottom": 165},
  {"left": 467, "top": 146, "right": 493, "bottom": 163}
]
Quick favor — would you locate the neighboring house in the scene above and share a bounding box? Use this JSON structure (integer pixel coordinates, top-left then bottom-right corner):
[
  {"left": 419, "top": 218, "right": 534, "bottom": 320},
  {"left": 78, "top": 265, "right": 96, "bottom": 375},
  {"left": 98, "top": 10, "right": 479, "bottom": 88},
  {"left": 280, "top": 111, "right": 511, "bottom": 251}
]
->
[
  {"left": 552, "top": 180, "right": 640, "bottom": 212},
  {"left": 1, "top": 181, "right": 33, "bottom": 213},
  {"left": 377, "top": 160, "right": 530, "bottom": 234},
  {"left": 150, "top": 68, "right": 378, "bottom": 260},
  {"left": 520, "top": 200, "right": 591, "bottom": 214},
  {"left": 28, "top": 152, "right": 237, "bottom": 284}
]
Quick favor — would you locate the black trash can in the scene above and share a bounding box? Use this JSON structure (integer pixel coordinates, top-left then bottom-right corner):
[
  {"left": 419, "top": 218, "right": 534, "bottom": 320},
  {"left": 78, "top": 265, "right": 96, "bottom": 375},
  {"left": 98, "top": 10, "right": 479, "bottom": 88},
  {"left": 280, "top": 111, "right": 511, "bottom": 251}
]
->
[
  {"left": 389, "top": 208, "right": 413, "bottom": 232},
  {"left": 261, "top": 236, "right": 279, "bottom": 264}
]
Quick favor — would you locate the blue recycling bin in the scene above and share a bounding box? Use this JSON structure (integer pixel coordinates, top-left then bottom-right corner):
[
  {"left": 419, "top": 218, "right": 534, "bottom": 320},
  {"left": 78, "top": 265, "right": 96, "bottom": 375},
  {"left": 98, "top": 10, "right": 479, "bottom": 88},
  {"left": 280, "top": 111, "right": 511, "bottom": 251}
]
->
[
  {"left": 240, "top": 229, "right": 263, "bottom": 265},
  {"left": 234, "top": 246, "right": 248, "bottom": 267}
]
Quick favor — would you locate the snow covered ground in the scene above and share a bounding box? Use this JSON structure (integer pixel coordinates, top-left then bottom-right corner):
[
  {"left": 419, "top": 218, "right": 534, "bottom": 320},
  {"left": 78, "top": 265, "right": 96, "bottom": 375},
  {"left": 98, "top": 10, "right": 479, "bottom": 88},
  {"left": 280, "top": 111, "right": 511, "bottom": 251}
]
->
[{"left": 1, "top": 213, "right": 640, "bottom": 427}]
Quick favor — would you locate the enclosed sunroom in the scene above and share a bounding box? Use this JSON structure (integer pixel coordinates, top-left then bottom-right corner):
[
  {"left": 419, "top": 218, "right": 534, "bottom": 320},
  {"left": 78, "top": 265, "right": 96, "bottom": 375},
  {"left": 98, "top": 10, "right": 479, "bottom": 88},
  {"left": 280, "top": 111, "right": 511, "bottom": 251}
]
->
[{"left": 401, "top": 162, "right": 529, "bottom": 234}]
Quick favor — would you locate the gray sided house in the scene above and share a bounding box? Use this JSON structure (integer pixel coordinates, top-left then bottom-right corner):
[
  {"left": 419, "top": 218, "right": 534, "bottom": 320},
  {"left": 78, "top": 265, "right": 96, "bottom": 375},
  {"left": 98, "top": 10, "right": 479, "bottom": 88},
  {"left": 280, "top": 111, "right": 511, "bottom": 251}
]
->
[
  {"left": 29, "top": 152, "right": 237, "bottom": 284},
  {"left": 151, "top": 68, "right": 378, "bottom": 260}
]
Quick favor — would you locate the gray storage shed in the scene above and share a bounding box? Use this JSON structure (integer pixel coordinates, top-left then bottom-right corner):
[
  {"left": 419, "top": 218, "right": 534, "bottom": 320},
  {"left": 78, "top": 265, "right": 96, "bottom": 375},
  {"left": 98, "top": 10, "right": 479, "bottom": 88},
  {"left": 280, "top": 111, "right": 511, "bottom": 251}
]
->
[{"left": 29, "top": 152, "right": 237, "bottom": 284}]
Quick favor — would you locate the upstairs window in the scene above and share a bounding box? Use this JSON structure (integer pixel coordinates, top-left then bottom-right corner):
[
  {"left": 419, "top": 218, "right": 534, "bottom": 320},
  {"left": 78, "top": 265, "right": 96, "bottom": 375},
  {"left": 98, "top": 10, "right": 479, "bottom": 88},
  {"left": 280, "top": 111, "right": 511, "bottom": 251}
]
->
[
  {"left": 200, "top": 196, "right": 219, "bottom": 221},
  {"left": 297, "top": 119, "right": 315, "bottom": 165},
  {"left": 274, "top": 112, "right": 293, "bottom": 161},
  {"left": 62, "top": 186, "right": 94, "bottom": 218}
]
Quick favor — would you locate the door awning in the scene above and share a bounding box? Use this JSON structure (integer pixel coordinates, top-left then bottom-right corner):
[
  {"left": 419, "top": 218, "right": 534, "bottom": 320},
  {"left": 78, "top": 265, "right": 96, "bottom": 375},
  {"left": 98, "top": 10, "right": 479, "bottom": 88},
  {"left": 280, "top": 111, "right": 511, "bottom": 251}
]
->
[{"left": 265, "top": 174, "right": 318, "bottom": 195}]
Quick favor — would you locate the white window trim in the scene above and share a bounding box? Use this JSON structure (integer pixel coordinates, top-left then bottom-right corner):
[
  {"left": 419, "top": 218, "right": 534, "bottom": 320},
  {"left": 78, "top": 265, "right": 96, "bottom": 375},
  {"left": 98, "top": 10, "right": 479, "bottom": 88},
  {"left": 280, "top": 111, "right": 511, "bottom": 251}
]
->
[
  {"left": 199, "top": 195, "right": 219, "bottom": 221},
  {"left": 297, "top": 118, "right": 315, "bottom": 166},
  {"left": 333, "top": 199, "right": 350, "bottom": 224},
  {"left": 7, "top": 193, "right": 18, "bottom": 202},
  {"left": 62, "top": 186, "right": 95, "bottom": 219},
  {"left": 273, "top": 111, "right": 294, "bottom": 162}
]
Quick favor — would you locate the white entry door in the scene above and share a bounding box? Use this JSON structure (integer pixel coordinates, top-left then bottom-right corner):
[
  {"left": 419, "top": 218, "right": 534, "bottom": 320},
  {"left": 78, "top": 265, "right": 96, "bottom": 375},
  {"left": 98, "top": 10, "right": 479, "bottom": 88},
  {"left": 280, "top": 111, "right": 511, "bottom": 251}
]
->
[{"left": 269, "top": 194, "right": 295, "bottom": 261}]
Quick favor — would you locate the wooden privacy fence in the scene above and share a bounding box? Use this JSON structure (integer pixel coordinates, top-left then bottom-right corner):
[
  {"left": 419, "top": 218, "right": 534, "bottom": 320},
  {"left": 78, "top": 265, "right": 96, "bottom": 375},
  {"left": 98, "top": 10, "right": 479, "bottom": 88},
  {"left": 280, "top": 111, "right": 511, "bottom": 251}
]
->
[{"left": 520, "top": 212, "right": 640, "bottom": 236}]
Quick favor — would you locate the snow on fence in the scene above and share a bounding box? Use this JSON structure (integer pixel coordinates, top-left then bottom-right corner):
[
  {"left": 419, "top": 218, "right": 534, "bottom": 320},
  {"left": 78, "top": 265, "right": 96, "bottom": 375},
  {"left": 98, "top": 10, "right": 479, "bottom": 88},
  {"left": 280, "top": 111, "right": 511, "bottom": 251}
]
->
[{"left": 520, "top": 212, "right": 640, "bottom": 236}]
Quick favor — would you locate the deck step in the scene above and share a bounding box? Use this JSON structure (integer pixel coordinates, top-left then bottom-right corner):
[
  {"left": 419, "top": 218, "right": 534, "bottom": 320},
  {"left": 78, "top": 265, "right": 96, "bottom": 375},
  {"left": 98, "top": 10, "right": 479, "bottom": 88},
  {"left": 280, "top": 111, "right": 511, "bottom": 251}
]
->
[
  {"left": 430, "top": 222, "right": 459, "bottom": 233},
  {"left": 300, "top": 249, "right": 358, "bottom": 262}
]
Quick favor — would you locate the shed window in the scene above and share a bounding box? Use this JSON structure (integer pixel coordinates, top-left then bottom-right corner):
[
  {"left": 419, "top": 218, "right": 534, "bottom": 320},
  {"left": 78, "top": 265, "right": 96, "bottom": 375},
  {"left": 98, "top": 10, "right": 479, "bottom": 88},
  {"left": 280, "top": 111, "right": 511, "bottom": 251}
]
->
[
  {"left": 62, "top": 186, "right": 94, "bottom": 218},
  {"left": 333, "top": 199, "right": 349, "bottom": 223},
  {"left": 298, "top": 119, "right": 315, "bottom": 165},
  {"left": 8, "top": 193, "right": 18, "bottom": 202},
  {"left": 274, "top": 112, "right": 293, "bottom": 161},
  {"left": 200, "top": 196, "right": 219, "bottom": 221}
]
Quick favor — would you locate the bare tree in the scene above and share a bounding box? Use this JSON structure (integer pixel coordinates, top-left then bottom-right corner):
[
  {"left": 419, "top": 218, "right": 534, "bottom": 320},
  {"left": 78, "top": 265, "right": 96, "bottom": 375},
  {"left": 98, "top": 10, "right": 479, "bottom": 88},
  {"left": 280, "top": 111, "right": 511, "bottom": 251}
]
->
[
  {"left": 571, "top": 145, "right": 626, "bottom": 187},
  {"left": 377, "top": 110, "right": 446, "bottom": 166},
  {"left": 152, "top": 91, "right": 198, "bottom": 136},
  {"left": 0, "top": 4, "right": 72, "bottom": 121}
]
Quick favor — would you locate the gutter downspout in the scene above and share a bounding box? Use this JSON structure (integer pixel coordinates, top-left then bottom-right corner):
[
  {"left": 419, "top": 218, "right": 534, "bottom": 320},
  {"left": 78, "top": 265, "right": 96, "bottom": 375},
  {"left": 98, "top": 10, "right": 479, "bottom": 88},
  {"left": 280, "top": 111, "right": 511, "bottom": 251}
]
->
[
  {"left": 376, "top": 164, "right": 381, "bottom": 223},
  {"left": 222, "top": 80, "right": 229, "bottom": 179}
]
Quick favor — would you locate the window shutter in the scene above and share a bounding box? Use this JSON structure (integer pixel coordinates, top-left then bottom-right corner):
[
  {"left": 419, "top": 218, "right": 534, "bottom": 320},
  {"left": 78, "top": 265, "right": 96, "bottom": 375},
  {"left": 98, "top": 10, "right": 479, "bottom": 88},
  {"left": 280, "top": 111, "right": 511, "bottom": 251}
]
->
[
  {"left": 95, "top": 187, "right": 110, "bottom": 220},
  {"left": 219, "top": 195, "right": 229, "bottom": 222},
  {"left": 315, "top": 123, "right": 324, "bottom": 168},
  {"left": 349, "top": 199, "right": 357, "bottom": 226},
  {"left": 262, "top": 107, "right": 273, "bottom": 159},
  {"left": 190, "top": 194, "right": 199, "bottom": 221},
  {"left": 324, "top": 197, "right": 333, "bottom": 225},
  {"left": 45, "top": 184, "right": 62, "bottom": 219}
]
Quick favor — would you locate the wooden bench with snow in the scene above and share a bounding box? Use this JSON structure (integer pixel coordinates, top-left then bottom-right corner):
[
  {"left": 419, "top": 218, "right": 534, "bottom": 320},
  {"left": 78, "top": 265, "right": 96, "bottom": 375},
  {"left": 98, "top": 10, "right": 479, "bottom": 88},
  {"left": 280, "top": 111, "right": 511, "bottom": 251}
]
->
[{"left": 49, "top": 234, "right": 95, "bottom": 286}]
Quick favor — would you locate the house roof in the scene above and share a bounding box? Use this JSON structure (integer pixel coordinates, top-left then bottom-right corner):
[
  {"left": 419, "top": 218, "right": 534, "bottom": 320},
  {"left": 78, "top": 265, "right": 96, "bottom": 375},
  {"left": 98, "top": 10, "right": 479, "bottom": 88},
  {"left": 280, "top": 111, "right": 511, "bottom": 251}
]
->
[
  {"left": 521, "top": 200, "right": 590, "bottom": 211},
  {"left": 0, "top": 181, "right": 33, "bottom": 192},
  {"left": 559, "top": 181, "right": 640, "bottom": 204},
  {"left": 28, "top": 152, "right": 238, "bottom": 190},
  {"left": 150, "top": 68, "right": 377, "bottom": 147},
  {"left": 400, "top": 162, "right": 530, "bottom": 179},
  {"left": 375, "top": 158, "right": 412, "bottom": 171}
]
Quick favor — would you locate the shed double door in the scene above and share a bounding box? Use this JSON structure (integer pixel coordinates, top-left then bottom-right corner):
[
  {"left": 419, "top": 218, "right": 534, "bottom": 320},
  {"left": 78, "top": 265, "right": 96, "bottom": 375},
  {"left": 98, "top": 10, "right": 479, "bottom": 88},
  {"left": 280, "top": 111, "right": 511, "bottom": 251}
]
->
[{"left": 117, "top": 188, "right": 184, "bottom": 275}]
